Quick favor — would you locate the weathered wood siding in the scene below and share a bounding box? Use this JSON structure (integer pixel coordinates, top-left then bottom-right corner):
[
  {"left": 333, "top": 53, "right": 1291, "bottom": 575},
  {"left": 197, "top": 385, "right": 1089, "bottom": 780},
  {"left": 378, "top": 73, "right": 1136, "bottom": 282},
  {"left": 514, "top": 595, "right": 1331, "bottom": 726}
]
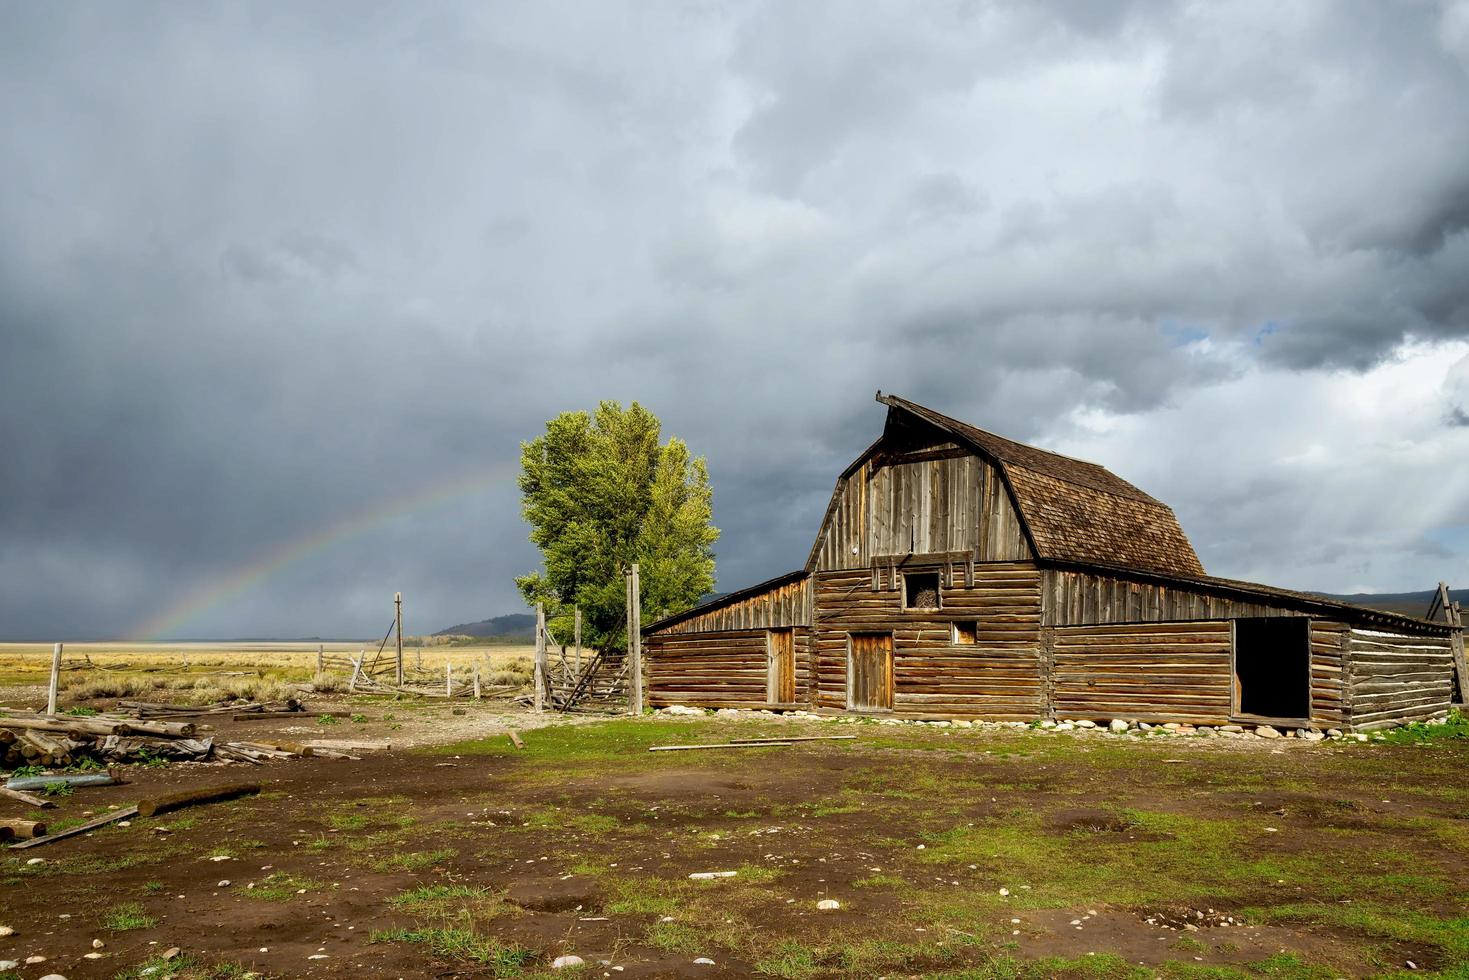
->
[
  {"left": 812, "top": 562, "right": 1043, "bottom": 720},
  {"left": 811, "top": 450, "right": 1030, "bottom": 572},
  {"left": 655, "top": 577, "right": 811, "bottom": 634},
  {"left": 645, "top": 628, "right": 813, "bottom": 709},
  {"left": 1042, "top": 568, "right": 1311, "bottom": 626},
  {"left": 1052, "top": 621, "right": 1234, "bottom": 724},
  {"left": 1309, "top": 621, "right": 1348, "bottom": 728},
  {"left": 1347, "top": 629, "right": 1455, "bottom": 730}
]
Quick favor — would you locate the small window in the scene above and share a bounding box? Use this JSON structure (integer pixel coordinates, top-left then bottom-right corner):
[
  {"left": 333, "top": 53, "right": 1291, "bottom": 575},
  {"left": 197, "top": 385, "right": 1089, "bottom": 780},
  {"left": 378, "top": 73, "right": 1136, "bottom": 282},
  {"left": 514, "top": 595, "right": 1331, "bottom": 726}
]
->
[
  {"left": 904, "top": 572, "right": 941, "bottom": 609},
  {"left": 952, "top": 621, "right": 977, "bottom": 645}
]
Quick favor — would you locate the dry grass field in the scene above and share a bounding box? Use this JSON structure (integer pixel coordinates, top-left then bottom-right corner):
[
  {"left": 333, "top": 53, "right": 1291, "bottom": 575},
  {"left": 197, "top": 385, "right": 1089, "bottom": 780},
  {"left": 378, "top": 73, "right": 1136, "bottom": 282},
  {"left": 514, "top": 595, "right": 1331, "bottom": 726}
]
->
[{"left": 0, "top": 641, "right": 536, "bottom": 706}]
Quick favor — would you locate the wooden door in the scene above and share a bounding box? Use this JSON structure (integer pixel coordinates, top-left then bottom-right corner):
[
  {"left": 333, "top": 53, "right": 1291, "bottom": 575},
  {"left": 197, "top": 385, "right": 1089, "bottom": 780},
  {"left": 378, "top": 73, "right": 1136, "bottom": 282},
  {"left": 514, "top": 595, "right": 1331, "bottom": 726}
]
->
[
  {"left": 768, "top": 629, "right": 795, "bottom": 704},
  {"left": 848, "top": 632, "right": 894, "bottom": 711}
]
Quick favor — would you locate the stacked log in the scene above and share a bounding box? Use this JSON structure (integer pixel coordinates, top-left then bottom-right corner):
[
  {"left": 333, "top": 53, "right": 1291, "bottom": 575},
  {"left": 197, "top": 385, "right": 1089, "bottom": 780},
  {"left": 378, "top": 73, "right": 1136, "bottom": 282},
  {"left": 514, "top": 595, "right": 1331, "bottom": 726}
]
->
[{"left": 1, "top": 700, "right": 342, "bottom": 773}]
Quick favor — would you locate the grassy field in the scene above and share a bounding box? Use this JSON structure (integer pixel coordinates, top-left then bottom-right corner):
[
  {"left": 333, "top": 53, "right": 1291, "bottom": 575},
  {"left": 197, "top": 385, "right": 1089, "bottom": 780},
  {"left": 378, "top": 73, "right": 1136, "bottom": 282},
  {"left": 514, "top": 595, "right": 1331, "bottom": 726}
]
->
[
  {"left": 0, "top": 641, "right": 536, "bottom": 705},
  {"left": 1, "top": 714, "right": 1466, "bottom": 978}
]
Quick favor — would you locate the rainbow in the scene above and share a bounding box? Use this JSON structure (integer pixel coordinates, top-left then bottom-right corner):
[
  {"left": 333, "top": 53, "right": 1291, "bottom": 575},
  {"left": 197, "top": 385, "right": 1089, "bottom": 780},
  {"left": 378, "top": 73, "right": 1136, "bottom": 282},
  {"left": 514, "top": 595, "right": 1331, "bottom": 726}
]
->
[{"left": 128, "top": 463, "right": 518, "bottom": 641}]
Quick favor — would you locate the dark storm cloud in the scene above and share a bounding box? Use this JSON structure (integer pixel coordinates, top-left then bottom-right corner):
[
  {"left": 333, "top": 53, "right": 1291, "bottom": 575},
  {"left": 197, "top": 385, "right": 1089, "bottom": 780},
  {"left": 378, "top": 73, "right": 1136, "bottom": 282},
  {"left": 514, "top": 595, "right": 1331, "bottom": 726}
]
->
[{"left": 2, "top": 0, "right": 1468, "bottom": 639}]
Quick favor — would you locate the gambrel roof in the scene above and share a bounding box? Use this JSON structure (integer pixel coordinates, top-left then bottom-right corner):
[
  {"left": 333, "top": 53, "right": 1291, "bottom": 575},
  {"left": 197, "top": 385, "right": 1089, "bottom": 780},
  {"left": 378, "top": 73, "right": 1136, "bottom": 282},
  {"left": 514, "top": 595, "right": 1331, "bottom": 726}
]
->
[{"left": 876, "top": 393, "right": 1206, "bottom": 578}]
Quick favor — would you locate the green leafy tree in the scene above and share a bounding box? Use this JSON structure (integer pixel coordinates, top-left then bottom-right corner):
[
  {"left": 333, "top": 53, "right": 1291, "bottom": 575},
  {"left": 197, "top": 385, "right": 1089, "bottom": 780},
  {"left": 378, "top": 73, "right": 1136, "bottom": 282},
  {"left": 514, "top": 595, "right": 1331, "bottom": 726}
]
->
[{"left": 516, "top": 401, "right": 718, "bottom": 651}]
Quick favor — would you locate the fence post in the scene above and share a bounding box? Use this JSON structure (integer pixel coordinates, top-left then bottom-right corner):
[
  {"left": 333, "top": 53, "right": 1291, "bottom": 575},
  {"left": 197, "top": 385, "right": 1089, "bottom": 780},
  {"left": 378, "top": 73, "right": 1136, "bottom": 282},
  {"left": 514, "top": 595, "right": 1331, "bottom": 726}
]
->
[
  {"left": 628, "top": 564, "right": 642, "bottom": 715},
  {"left": 473, "top": 663, "right": 481, "bottom": 700},
  {"left": 316, "top": 644, "right": 324, "bottom": 679},
  {"left": 47, "top": 642, "right": 63, "bottom": 715},
  {"left": 574, "top": 607, "right": 582, "bottom": 676},
  {"left": 446, "top": 661, "right": 452, "bottom": 698},
  {"left": 395, "top": 592, "right": 404, "bottom": 687},
  {"left": 534, "top": 603, "right": 547, "bottom": 713}
]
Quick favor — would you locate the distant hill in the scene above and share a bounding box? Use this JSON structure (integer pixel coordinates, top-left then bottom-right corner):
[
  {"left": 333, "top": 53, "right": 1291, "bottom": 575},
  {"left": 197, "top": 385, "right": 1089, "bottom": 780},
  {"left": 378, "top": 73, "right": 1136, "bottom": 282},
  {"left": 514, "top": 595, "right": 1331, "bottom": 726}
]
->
[
  {"left": 434, "top": 613, "right": 536, "bottom": 640},
  {"left": 1313, "top": 588, "right": 1468, "bottom": 620}
]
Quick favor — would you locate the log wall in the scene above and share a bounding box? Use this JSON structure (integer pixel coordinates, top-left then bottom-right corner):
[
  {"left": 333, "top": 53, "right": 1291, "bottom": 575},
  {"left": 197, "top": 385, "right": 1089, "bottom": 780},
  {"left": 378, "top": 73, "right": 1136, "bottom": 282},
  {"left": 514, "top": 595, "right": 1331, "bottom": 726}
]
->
[
  {"left": 1052, "top": 621, "right": 1234, "bottom": 725},
  {"left": 1309, "top": 621, "right": 1348, "bottom": 729},
  {"left": 1346, "top": 628, "right": 1455, "bottom": 730},
  {"left": 812, "top": 561, "right": 1043, "bottom": 720},
  {"left": 810, "top": 449, "right": 1030, "bottom": 572},
  {"left": 654, "top": 576, "right": 811, "bottom": 634},
  {"left": 645, "top": 628, "right": 813, "bottom": 710}
]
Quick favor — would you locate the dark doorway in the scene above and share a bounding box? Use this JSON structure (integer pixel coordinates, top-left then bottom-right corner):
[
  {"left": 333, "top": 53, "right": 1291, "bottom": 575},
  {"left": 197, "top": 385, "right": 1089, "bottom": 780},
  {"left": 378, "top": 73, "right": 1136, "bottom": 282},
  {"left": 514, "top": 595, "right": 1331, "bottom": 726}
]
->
[{"left": 1233, "top": 618, "right": 1311, "bottom": 719}]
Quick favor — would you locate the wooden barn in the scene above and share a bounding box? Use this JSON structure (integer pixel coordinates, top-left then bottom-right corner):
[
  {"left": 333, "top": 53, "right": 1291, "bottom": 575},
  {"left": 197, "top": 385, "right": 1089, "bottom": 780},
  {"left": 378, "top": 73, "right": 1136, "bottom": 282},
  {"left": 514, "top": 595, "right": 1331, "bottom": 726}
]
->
[{"left": 643, "top": 393, "right": 1467, "bottom": 731}]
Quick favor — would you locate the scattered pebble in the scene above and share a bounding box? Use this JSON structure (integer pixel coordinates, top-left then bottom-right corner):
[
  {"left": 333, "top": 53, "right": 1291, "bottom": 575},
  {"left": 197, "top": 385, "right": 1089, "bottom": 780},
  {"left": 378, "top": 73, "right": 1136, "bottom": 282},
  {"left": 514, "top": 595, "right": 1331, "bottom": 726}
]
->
[
  {"left": 551, "top": 955, "right": 584, "bottom": 969},
  {"left": 998, "top": 888, "right": 1009, "bottom": 897},
  {"left": 92, "top": 939, "right": 105, "bottom": 949},
  {"left": 817, "top": 899, "right": 840, "bottom": 910},
  {"left": 162, "top": 948, "right": 181, "bottom": 961},
  {"left": 26, "top": 955, "right": 47, "bottom": 964},
  {"left": 307, "top": 954, "right": 329, "bottom": 960},
  {"left": 218, "top": 880, "right": 231, "bottom": 887},
  {"left": 0, "top": 963, "right": 15, "bottom": 973},
  {"left": 693, "top": 958, "right": 716, "bottom": 966},
  {"left": 26, "top": 858, "right": 44, "bottom": 866},
  {"left": 0, "top": 926, "right": 12, "bottom": 937}
]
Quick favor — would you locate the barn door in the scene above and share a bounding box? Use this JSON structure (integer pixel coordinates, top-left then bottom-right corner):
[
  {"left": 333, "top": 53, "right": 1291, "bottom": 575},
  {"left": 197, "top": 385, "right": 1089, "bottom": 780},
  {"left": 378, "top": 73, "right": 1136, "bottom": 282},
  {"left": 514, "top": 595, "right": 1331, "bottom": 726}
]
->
[
  {"left": 768, "top": 629, "right": 795, "bottom": 704},
  {"left": 848, "top": 632, "right": 894, "bottom": 711}
]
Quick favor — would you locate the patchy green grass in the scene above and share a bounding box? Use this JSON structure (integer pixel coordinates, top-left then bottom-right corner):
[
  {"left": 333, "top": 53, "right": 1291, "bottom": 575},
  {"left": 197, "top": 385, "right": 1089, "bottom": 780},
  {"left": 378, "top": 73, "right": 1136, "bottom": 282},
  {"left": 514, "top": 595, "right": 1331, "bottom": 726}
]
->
[
  {"left": 1378, "top": 709, "right": 1469, "bottom": 745},
  {"left": 387, "top": 883, "right": 510, "bottom": 918},
  {"left": 373, "top": 848, "right": 457, "bottom": 872},
  {"left": 246, "top": 871, "right": 324, "bottom": 901},
  {"left": 370, "top": 921, "right": 534, "bottom": 976},
  {"left": 101, "top": 901, "right": 157, "bottom": 931}
]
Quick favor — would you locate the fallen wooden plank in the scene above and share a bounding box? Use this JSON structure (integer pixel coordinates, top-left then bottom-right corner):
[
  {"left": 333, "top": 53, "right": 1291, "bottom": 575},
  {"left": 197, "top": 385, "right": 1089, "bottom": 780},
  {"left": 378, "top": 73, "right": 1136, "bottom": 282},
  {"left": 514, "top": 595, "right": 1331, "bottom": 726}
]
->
[
  {"left": 137, "top": 783, "right": 260, "bottom": 818},
  {"left": 0, "top": 787, "right": 55, "bottom": 809},
  {"left": 648, "top": 735, "right": 856, "bottom": 753},
  {"left": 508, "top": 731, "right": 525, "bottom": 749},
  {"left": 9, "top": 805, "right": 139, "bottom": 849}
]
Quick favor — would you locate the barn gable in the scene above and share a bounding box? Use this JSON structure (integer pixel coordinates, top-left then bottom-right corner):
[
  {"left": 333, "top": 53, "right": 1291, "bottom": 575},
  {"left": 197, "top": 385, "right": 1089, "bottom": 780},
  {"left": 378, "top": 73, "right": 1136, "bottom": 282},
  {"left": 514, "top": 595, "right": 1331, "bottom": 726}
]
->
[{"left": 873, "top": 393, "right": 1205, "bottom": 578}]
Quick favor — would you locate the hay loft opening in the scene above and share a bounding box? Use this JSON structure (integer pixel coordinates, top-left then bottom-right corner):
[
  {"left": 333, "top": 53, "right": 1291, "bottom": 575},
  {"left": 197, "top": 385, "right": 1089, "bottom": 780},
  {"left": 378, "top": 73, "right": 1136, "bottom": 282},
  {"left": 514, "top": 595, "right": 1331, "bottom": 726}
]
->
[
  {"left": 952, "top": 621, "right": 977, "bottom": 645},
  {"left": 904, "top": 572, "right": 941, "bottom": 610},
  {"left": 1234, "top": 617, "right": 1311, "bottom": 719}
]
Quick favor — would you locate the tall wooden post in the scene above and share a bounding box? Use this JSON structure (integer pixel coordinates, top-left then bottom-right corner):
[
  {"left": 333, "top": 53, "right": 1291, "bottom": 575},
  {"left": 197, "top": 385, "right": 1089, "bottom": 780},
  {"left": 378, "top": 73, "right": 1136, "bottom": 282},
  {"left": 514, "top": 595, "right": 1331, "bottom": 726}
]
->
[
  {"left": 534, "top": 603, "right": 547, "bottom": 713},
  {"left": 574, "top": 607, "right": 582, "bottom": 675},
  {"left": 446, "top": 661, "right": 453, "bottom": 697},
  {"left": 628, "top": 564, "right": 642, "bottom": 715},
  {"left": 316, "top": 644, "right": 324, "bottom": 679},
  {"left": 395, "top": 593, "right": 404, "bottom": 687},
  {"left": 47, "top": 642, "right": 63, "bottom": 715}
]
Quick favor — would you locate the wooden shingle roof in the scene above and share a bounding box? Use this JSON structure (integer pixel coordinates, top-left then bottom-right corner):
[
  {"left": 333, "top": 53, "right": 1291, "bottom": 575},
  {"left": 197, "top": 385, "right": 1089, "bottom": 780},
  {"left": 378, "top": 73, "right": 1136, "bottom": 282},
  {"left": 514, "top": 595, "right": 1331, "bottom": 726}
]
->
[{"left": 877, "top": 393, "right": 1206, "bottom": 578}]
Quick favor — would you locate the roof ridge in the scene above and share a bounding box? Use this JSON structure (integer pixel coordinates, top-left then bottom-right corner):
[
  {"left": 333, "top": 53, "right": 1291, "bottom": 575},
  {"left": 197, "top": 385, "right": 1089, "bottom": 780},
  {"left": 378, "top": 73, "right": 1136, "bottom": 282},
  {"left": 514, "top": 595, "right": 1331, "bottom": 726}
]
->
[{"left": 876, "top": 391, "right": 1161, "bottom": 503}]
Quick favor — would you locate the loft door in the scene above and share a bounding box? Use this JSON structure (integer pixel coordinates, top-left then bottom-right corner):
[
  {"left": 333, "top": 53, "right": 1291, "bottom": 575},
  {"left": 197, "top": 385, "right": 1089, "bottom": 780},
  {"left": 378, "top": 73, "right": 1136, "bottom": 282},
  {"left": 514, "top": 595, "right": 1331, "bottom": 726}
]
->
[{"left": 848, "top": 632, "right": 894, "bottom": 711}]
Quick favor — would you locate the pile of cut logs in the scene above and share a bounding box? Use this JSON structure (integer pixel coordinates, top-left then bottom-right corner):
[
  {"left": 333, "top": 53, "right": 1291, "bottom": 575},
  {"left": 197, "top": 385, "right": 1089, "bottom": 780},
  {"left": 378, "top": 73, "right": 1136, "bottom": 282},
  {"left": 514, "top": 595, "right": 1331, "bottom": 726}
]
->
[{"left": 1, "top": 700, "right": 350, "bottom": 771}]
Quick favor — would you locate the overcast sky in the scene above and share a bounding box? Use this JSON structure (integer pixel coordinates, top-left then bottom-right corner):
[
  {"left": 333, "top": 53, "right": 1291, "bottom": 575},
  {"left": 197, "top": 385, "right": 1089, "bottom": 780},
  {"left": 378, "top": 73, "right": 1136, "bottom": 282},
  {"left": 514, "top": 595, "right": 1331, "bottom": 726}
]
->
[{"left": 2, "top": 1, "right": 1468, "bottom": 640}]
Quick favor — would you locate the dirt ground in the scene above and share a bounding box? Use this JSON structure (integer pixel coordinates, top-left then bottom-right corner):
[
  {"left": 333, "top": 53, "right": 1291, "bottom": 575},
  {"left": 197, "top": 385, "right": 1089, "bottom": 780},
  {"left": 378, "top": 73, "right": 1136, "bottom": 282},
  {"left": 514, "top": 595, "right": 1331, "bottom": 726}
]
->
[{"left": 2, "top": 707, "right": 1467, "bottom": 980}]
